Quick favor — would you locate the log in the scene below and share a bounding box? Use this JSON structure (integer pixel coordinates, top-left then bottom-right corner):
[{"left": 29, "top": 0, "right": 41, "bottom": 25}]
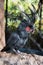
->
[
  {"left": 0, "top": 0, "right": 5, "bottom": 51},
  {"left": 0, "top": 52, "right": 43, "bottom": 65}
]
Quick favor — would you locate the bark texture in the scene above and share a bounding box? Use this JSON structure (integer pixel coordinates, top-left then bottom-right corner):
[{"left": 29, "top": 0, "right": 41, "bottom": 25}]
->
[
  {"left": 0, "top": 0, "right": 5, "bottom": 51},
  {"left": 0, "top": 52, "right": 43, "bottom": 65}
]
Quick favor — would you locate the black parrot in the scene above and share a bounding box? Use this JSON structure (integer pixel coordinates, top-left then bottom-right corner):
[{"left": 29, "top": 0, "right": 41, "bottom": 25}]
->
[
  {"left": 2, "top": 4, "right": 37, "bottom": 53},
  {"left": 2, "top": 19, "right": 32, "bottom": 53}
]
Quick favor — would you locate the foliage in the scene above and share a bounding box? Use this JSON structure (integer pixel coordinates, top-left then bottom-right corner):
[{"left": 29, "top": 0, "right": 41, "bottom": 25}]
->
[
  {"left": 7, "top": 19, "right": 21, "bottom": 31},
  {"left": 4, "top": 0, "right": 43, "bottom": 32}
]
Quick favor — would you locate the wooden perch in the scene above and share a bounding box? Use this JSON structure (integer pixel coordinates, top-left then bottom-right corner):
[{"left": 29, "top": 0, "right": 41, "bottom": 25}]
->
[{"left": 0, "top": 52, "right": 43, "bottom": 65}]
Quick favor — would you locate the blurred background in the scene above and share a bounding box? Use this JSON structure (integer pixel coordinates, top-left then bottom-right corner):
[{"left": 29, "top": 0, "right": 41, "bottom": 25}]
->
[{"left": 4, "top": 0, "right": 43, "bottom": 52}]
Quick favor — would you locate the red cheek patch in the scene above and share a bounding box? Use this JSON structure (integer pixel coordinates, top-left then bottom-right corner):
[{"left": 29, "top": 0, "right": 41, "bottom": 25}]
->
[{"left": 25, "top": 26, "right": 31, "bottom": 32}]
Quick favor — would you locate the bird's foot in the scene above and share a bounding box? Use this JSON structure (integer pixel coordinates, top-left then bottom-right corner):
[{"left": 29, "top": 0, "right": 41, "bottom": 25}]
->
[{"left": 11, "top": 48, "right": 22, "bottom": 54}]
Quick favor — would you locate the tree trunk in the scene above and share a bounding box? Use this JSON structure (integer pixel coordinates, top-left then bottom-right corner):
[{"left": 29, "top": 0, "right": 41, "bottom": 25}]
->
[{"left": 0, "top": 0, "right": 5, "bottom": 51}]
